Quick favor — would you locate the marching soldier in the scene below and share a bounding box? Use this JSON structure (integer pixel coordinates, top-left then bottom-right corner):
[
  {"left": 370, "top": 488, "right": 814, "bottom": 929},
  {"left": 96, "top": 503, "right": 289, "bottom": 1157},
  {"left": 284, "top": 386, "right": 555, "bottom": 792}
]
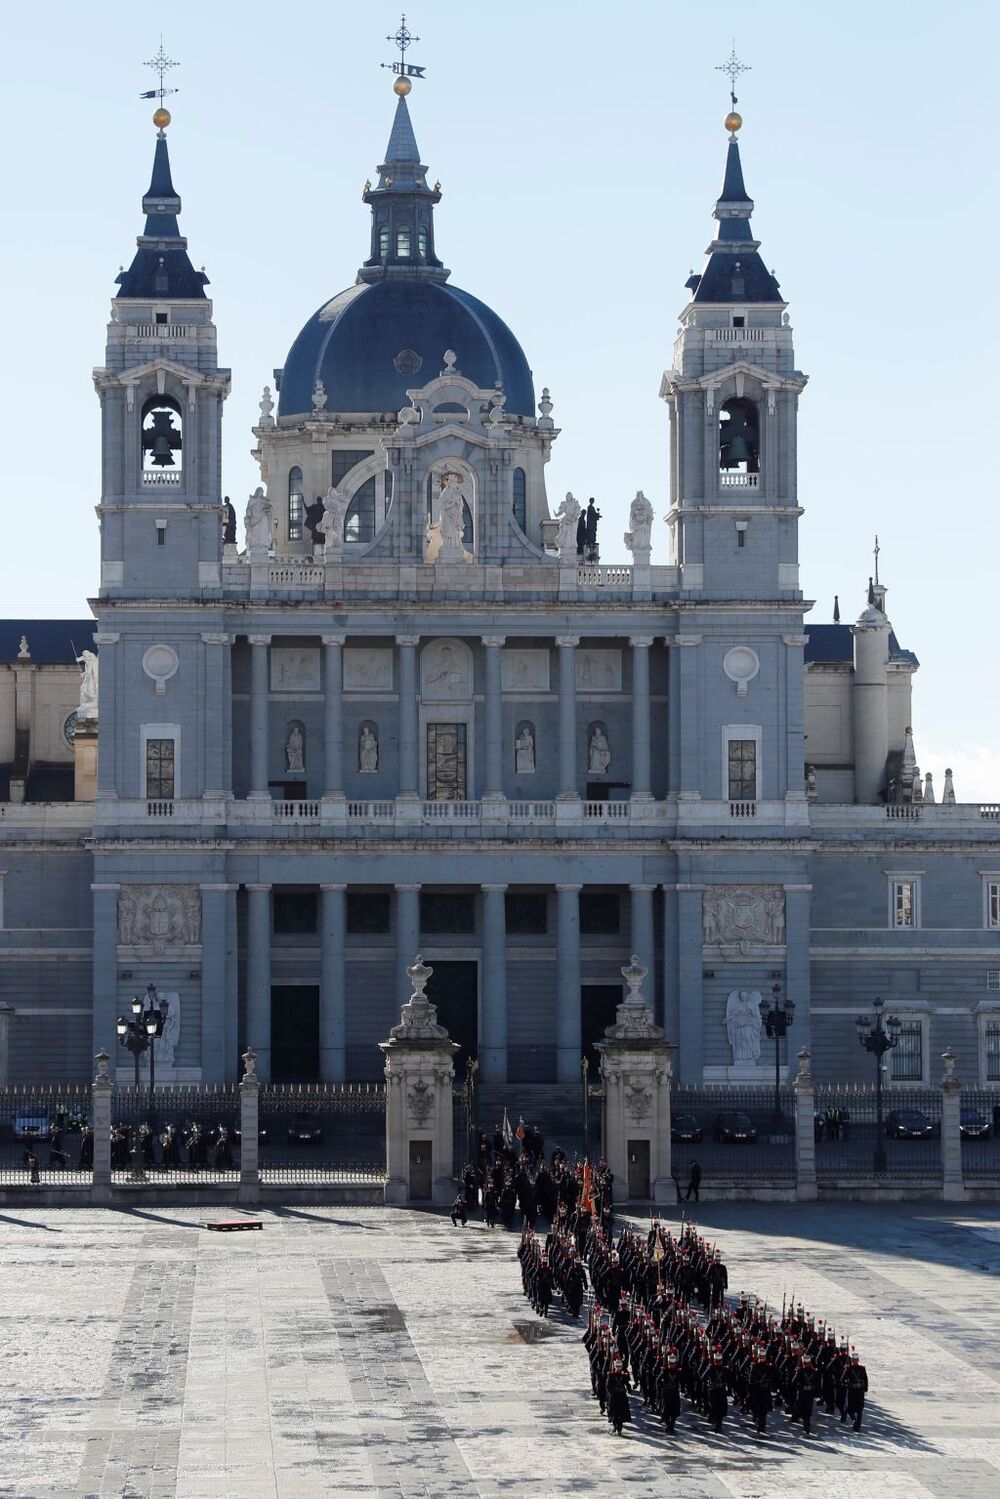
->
[{"left": 841, "top": 1348, "right": 869, "bottom": 1431}]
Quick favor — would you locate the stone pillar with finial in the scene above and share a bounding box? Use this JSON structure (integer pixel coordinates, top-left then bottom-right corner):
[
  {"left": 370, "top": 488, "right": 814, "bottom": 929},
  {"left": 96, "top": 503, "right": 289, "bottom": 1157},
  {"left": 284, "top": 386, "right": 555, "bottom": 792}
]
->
[
  {"left": 91, "top": 1050, "right": 112, "bottom": 1201},
  {"left": 942, "top": 768, "right": 956, "bottom": 805},
  {"left": 379, "top": 956, "right": 460, "bottom": 1206},
  {"left": 939, "top": 1049, "right": 964, "bottom": 1201},
  {"left": 596, "top": 956, "right": 674, "bottom": 1204},
  {"left": 239, "top": 1048, "right": 260, "bottom": 1205},
  {"left": 793, "top": 1048, "right": 817, "bottom": 1201}
]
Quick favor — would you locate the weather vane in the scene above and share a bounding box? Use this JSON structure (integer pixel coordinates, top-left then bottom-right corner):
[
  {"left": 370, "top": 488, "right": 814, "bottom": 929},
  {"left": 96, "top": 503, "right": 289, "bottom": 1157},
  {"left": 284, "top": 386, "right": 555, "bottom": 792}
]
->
[
  {"left": 141, "top": 41, "right": 179, "bottom": 108},
  {"left": 873, "top": 534, "right": 880, "bottom": 585},
  {"left": 716, "top": 44, "right": 750, "bottom": 109},
  {"left": 381, "top": 13, "right": 426, "bottom": 84}
]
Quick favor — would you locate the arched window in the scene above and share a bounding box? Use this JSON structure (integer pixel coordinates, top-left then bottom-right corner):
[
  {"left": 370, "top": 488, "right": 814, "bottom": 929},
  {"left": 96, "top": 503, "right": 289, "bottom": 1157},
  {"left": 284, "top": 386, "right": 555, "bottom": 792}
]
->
[
  {"left": 288, "top": 466, "right": 304, "bottom": 541},
  {"left": 719, "top": 398, "right": 759, "bottom": 475},
  {"left": 140, "top": 395, "right": 183, "bottom": 485},
  {"left": 512, "top": 468, "right": 527, "bottom": 532},
  {"left": 344, "top": 477, "right": 376, "bottom": 543},
  {"left": 378, "top": 224, "right": 390, "bottom": 257},
  {"left": 417, "top": 225, "right": 428, "bottom": 258},
  {"left": 396, "top": 227, "right": 411, "bottom": 258}
]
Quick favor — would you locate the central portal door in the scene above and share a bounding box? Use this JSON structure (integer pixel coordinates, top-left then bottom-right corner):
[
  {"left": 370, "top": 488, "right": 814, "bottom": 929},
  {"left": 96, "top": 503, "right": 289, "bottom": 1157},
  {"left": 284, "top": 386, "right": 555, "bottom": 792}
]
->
[
  {"left": 425, "top": 961, "right": 478, "bottom": 1071},
  {"left": 270, "top": 985, "right": 320, "bottom": 1081}
]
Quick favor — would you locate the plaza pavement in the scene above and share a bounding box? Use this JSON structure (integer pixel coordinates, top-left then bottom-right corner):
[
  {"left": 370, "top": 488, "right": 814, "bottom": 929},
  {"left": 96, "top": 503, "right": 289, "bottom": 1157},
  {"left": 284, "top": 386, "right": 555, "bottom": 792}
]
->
[{"left": 0, "top": 1200, "right": 998, "bottom": 1498}]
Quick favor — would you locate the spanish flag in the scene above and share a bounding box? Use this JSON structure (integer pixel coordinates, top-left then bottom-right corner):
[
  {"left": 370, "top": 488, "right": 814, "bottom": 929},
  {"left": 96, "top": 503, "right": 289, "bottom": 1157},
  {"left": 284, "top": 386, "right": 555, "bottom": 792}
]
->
[{"left": 581, "top": 1160, "right": 595, "bottom": 1215}]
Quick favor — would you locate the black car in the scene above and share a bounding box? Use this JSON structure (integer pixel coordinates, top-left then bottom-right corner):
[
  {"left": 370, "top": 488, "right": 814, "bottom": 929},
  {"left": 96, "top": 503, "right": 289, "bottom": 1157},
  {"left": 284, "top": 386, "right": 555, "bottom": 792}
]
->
[
  {"left": 711, "top": 1111, "right": 757, "bottom": 1143},
  {"left": 671, "top": 1112, "right": 704, "bottom": 1144},
  {"left": 884, "top": 1108, "right": 936, "bottom": 1140},
  {"left": 287, "top": 1113, "right": 324, "bottom": 1145},
  {"left": 959, "top": 1108, "right": 991, "bottom": 1141}
]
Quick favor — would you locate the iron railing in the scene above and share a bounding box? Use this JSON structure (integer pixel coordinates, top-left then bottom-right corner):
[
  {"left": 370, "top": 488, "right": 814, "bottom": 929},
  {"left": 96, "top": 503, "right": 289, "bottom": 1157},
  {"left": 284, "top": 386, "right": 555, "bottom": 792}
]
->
[
  {"left": 813, "top": 1084, "right": 942, "bottom": 1180},
  {"left": 110, "top": 1085, "right": 242, "bottom": 1184},
  {"left": 958, "top": 1088, "right": 1000, "bottom": 1180},
  {"left": 257, "top": 1083, "right": 386, "bottom": 1183},
  {"left": 0, "top": 1085, "right": 93, "bottom": 1183},
  {"left": 669, "top": 1085, "right": 796, "bottom": 1181}
]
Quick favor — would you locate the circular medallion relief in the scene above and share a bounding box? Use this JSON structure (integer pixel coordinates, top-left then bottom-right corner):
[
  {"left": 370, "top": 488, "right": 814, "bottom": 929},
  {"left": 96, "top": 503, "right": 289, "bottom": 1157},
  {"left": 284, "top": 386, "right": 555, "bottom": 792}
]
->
[
  {"left": 62, "top": 710, "right": 79, "bottom": 748},
  {"left": 393, "top": 348, "right": 422, "bottom": 376},
  {"left": 142, "top": 644, "right": 180, "bottom": 690},
  {"left": 723, "top": 646, "right": 760, "bottom": 698}
]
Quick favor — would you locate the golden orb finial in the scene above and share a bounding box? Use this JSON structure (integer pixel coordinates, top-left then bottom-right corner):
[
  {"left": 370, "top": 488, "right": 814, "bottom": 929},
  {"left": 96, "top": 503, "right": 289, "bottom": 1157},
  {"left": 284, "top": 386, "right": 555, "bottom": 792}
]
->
[
  {"left": 393, "top": 75, "right": 411, "bottom": 97},
  {"left": 725, "top": 111, "right": 743, "bottom": 134},
  {"left": 152, "top": 106, "right": 172, "bottom": 130}
]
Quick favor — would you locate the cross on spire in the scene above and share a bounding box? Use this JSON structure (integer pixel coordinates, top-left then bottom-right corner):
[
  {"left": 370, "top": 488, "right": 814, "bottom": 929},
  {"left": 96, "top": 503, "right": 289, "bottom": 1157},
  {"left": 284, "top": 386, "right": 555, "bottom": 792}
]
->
[
  {"left": 716, "top": 44, "right": 750, "bottom": 108},
  {"left": 141, "top": 41, "right": 179, "bottom": 106},
  {"left": 873, "top": 534, "right": 881, "bottom": 585},
  {"left": 382, "top": 13, "right": 426, "bottom": 82}
]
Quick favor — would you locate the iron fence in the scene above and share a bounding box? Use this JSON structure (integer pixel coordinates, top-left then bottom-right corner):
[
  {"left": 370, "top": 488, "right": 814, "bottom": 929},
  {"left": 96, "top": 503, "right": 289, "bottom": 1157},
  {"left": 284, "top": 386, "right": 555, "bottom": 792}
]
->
[
  {"left": 258, "top": 1083, "right": 386, "bottom": 1183},
  {"left": 959, "top": 1088, "right": 1000, "bottom": 1181},
  {"left": 110, "top": 1085, "right": 242, "bottom": 1184},
  {"left": 813, "top": 1084, "right": 943, "bottom": 1180},
  {"left": 669, "top": 1085, "right": 796, "bottom": 1181},
  {"left": 0, "top": 1085, "right": 93, "bottom": 1183}
]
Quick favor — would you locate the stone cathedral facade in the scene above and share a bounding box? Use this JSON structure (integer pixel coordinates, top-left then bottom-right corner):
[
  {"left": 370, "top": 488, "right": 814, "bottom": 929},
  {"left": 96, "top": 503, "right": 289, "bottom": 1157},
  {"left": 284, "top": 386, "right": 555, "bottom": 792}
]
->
[{"left": 1, "top": 80, "right": 999, "bottom": 1094}]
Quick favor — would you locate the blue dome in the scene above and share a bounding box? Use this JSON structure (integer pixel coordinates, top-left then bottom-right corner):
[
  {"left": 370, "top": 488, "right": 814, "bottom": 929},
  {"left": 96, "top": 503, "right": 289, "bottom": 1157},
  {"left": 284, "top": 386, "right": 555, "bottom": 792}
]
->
[{"left": 277, "top": 279, "right": 535, "bottom": 419}]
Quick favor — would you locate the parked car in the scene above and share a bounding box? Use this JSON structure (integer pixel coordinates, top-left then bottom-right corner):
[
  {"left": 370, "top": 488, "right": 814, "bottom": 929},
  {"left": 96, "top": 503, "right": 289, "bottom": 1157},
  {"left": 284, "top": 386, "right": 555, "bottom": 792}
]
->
[
  {"left": 884, "top": 1108, "right": 936, "bottom": 1140},
  {"left": 711, "top": 1111, "right": 757, "bottom": 1143},
  {"left": 671, "top": 1112, "right": 703, "bottom": 1144},
  {"left": 13, "top": 1112, "right": 51, "bottom": 1141},
  {"left": 959, "top": 1108, "right": 991, "bottom": 1141},
  {"left": 233, "top": 1121, "right": 269, "bottom": 1146},
  {"left": 287, "top": 1113, "right": 324, "bottom": 1145}
]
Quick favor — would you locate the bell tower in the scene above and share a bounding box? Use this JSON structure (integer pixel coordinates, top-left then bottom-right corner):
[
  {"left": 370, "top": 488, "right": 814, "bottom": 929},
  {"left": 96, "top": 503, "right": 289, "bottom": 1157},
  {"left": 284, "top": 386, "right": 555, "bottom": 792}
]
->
[{"left": 93, "top": 95, "right": 230, "bottom": 599}]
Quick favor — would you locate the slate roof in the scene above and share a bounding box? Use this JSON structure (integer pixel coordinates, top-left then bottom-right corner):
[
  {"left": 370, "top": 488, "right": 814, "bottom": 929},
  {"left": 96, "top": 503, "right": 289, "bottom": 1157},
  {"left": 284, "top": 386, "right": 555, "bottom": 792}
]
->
[{"left": 0, "top": 621, "right": 96, "bottom": 665}]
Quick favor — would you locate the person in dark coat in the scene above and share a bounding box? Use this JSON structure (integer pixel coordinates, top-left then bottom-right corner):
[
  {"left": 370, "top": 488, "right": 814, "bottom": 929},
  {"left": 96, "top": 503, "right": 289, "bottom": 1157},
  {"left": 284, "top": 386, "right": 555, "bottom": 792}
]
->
[
  {"left": 748, "top": 1352, "right": 774, "bottom": 1435},
  {"left": 792, "top": 1353, "right": 820, "bottom": 1436},
  {"left": 48, "top": 1124, "right": 69, "bottom": 1170},
  {"left": 656, "top": 1351, "right": 683, "bottom": 1434},
  {"left": 214, "top": 1125, "right": 234, "bottom": 1170},
  {"left": 23, "top": 1147, "right": 41, "bottom": 1184},
  {"left": 482, "top": 1180, "right": 498, "bottom": 1228},
  {"left": 841, "top": 1351, "right": 869, "bottom": 1430},
  {"left": 606, "top": 1361, "right": 632, "bottom": 1435},
  {"left": 450, "top": 1192, "right": 468, "bottom": 1227},
  {"left": 78, "top": 1124, "right": 94, "bottom": 1170},
  {"left": 685, "top": 1159, "right": 702, "bottom": 1202},
  {"left": 705, "top": 1352, "right": 728, "bottom": 1434}
]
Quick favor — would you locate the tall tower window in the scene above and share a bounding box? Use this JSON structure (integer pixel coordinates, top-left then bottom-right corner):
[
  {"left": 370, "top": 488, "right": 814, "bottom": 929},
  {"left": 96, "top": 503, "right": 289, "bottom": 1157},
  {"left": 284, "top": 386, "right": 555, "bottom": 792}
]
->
[
  {"left": 719, "top": 398, "right": 759, "bottom": 482},
  {"left": 145, "top": 737, "right": 176, "bottom": 799},
  {"left": 727, "top": 739, "right": 757, "bottom": 801},
  {"left": 288, "top": 466, "right": 304, "bottom": 541},
  {"left": 417, "top": 226, "right": 428, "bottom": 258},
  {"left": 378, "top": 224, "right": 390, "bottom": 257},
  {"left": 396, "top": 227, "right": 412, "bottom": 258},
  {"left": 140, "top": 396, "right": 183, "bottom": 485},
  {"left": 512, "top": 468, "right": 527, "bottom": 532}
]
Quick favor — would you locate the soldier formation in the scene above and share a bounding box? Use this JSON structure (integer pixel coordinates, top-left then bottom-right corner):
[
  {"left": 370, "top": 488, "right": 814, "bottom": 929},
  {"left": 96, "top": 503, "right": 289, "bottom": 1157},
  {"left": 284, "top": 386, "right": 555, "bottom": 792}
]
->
[
  {"left": 454, "top": 1124, "right": 615, "bottom": 1238},
  {"left": 515, "top": 1208, "right": 869, "bottom": 1441}
]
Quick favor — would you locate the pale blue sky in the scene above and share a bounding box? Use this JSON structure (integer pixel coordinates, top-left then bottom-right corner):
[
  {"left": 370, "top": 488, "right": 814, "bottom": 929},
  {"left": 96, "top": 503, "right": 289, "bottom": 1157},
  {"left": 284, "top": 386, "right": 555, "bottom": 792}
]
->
[{"left": 1, "top": 1, "right": 996, "bottom": 792}]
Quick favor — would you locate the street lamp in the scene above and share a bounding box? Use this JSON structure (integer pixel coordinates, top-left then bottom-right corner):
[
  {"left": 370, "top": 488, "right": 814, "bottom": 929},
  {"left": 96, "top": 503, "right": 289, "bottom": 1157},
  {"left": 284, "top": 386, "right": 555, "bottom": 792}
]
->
[
  {"left": 855, "top": 997, "right": 901, "bottom": 1174},
  {"left": 762, "top": 982, "right": 796, "bottom": 1130},
  {"left": 115, "top": 985, "right": 165, "bottom": 1180}
]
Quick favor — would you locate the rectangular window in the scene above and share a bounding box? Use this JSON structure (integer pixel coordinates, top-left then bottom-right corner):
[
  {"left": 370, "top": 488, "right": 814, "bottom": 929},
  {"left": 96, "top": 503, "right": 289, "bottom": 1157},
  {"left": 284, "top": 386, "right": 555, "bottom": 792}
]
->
[
  {"left": 987, "top": 970, "right": 1000, "bottom": 992},
  {"left": 347, "top": 891, "right": 391, "bottom": 935},
  {"left": 580, "top": 891, "right": 621, "bottom": 935},
  {"left": 505, "top": 892, "right": 548, "bottom": 935},
  {"left": 331, "top": 450, "right": 374, "bottom": 487},
  {"left": 145, "top": 738, "right": 175, "bottom": 799},
  {"left": 892, "top": 880, "right": 917, "bottom": 928},
  {"left": 272, "top": 890, "right": 318, "bottom": 935},
  {"left": 420, "top": 891, "right": 475, "bottom": 935},
  {"left": 426, "top": 723, "right": 467, "bottom": 801},
  {"left": 727, "top": 739, "right": 757, "bottom": 801},
  {"left": 986, "top": 881, "right": 1000, "bottom": 929},
  {"left": 985, "top": 1023, "right": 1000, "bottom": 1082},
  {"left": 890, "top": 1020, "right": 923, "bottom": 1081}
]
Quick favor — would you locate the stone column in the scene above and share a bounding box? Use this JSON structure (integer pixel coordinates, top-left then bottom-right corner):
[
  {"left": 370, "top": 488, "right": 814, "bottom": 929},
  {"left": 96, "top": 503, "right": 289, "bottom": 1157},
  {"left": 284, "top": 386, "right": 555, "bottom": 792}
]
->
[
  {"left": 629, "top": 636, "right": 654, "bottom": 800},
  {"left": 91, "top": 882, "right": 120, "bottom": 1060},
  {"left": 0, "top": 1004, "right": 13, "bottom": 1086},
  {"left": 940, "top": 1049, "right": 965, "bottom": 1202},
  {"left": 482, "top": 636, "right": 506, "bottom": 800},
  {"left": 248, "top": 635, "right": 272, "bottom": 799},
  {"left": 556, "top": 883, "right": 582, "bottom": 1081},
  {"left": 676, "top": 882, "right": 704, "bottom": 1083},
  {"left": 481, "top": 884, "right": 508, "bottom": 1083},
  {"left": 629, "top": 884, "right": 656, "bottom": 991},
  {"left": 793, "top": 1048, "right": 817, "bottom": 1201},
  {"left": 239, "top": 1048, "right": 260, "bottom": 1206},
  {"left": 91, "top": 1050, "right": 112, "bottom": 1201},
  {"left": 380, "top": 956, "right": 460, "bottom": 1206},
  {"left": 322, "top": 635, "right": 345, "bottom": 800},
  {"left": 395, "top": 884, "right": 421, "bottom": 1009},
  {"left": 200, "top": 884, "right": 236, "bottom": 1082},
  {"left": 674, "top": 636, "right": 703, "bottom": 800},
  {"left": 245, "top": 884, "right": 272, "bottom": 1080},
  {"left": 556, "top": 636, "right": 579, "bottom": 800},
  {"left": 201, "top": 633, "right": 234, "bottom": 798},
  {"left": 597, "top": 958, "right": 674, "bottom": 1204},
  {"left": 320, "top": 883, "right": 347, "bottom": 1081},
  {"left": 93, "top": 631, "right": 120, "bottom": 798},
  {"left": 397, "top": 635, "right": 420, "bottom": 799}
]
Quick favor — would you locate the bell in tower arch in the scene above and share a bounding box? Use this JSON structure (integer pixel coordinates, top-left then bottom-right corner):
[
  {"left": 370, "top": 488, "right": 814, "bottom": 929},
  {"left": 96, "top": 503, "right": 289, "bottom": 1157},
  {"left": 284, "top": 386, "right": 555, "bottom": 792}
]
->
[
  {"left": 141, "top": 398, "right": 184, "bottom": 470},
  {"left": 719, "top": 397, "right": 759, "bottom": 473}
]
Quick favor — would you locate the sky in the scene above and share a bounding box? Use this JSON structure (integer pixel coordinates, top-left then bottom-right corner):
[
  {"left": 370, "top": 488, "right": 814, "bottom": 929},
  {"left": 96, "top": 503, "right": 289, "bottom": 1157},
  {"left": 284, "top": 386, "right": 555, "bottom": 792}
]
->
[{"left": 1, "top": 0, "right": 997, "bottom": 794}]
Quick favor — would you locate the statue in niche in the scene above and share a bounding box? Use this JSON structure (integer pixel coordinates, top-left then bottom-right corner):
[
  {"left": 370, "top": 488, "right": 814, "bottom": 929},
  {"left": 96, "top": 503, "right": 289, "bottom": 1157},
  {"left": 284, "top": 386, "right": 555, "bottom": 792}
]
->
[
  {"left": 726, "top": 989, "right": 763, "bottom": 1064},
  {"left": 555, "top": 493, "right": 581, "bottom": 561},
  {"left": 318, "top": 485, "right": 352, "bottom": 554},
  {"left": 154, "top": 993, "right": 180, "bottom": 1068},
  {"left": 625, "top": 490, "right": 654, "bottom": 556},
  {"left": 286, "top": 725, "right": 305, "bottom": 773},
  {"left": 588, "top": 725, "right": 612, "bottom": 775},
  {"left": 515, "top": 724, "right": 535, "bottom": 775},
  {"left": 221, "top": 497, "right": 237, "bottom": 545},
  {"left": 359, "top": 724, "right": 379, "bottom": 773},
  {"left": 76, "top": 649, "right": 99, "bottom": 719},
  {"left": 244, "top": 487, "right": 275, "bottom": 552},
  {"left": 437, "top": 474, "right": 469, "bottom": 557}
]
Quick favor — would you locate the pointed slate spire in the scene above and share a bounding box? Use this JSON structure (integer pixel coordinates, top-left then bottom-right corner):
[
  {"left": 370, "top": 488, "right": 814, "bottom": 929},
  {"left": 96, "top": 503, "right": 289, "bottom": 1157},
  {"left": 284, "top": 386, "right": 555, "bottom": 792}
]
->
[
  {"left": 116, "top": 125, "right": 208, "bottom": 300},
  {"left": 359, "top": 81, "right": 447, "bottom": 283},
  {"left": 686, "top": 118, "right": 783, "bottom": 305}
]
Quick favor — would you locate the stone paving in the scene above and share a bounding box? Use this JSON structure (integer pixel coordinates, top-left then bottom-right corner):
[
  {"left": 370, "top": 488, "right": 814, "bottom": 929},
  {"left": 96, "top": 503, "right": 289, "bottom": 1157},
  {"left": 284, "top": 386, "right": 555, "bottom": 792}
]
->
[{"left": 0, "top": 1201, "right": 999, "bottom": 1498}]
